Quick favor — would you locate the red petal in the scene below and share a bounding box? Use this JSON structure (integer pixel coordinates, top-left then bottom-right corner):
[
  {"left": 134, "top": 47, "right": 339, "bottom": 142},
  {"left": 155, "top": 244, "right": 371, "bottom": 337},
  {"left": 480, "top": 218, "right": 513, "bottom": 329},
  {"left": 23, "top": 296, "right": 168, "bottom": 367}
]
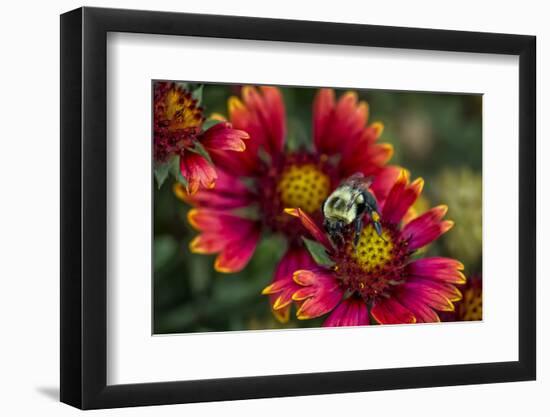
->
[
  {"left": 214, "top": 227, "right": 261, "bottom": 272},
  {"left": 179, "top": 152, "right": 217, "bottom": 194},
  {"left": 313, "top": 90, "right": 368, "bottom": 156},
  {"left": 340, "top": 143, "right": 394, "bottom": 178},
  {"left": 259, "top": 86, "right": 286, "bottom": 155},
  {"left": 201, "top": 122, "right": 249, "bottom": 152},
  {"left": 313, "top": 88, "right": 336, "bottom": 152},
  {"left": 189, "top": 233, "right": 226, "bottom": 254},
  {"left": 401, "top": 281, "right": 456, "bottom": 312},
  {"left": 402, "top": 206, "right": 454, "bottom": 250},
  {"left": 284, "top": 208, "right": 333, "bottom": 250},
  {"left": 406, "top": 257, "right": 466, "bottom": 284},
  {"left": 323, "top": 298, "right": 369, "bottom": 327},
  {"left": 407, "top": 278, "right": 463, "bottom": 302},
  {"left": 381, "top": 170, "right": 424, "bottom": 225},
  {"left": 262, "top": 247, "right": 316, "bottom": 322},
  {"left": 292, "top": 269, "right": 343, "bottom": 319},
  {"left": 177, "top": 169, "right": 253, "bottom": 209},
  {"left": 370, "top": 165, "right": 402, "bottom": 206},
  {"left": 396, "top": 291, "right": 440, "bottom": 323},
  {"left": 230, "top": 86, "right": 286, "bottom": 159},
  {"left": 371, "top": 297, "right": 416, "bottom": 325},
  {"left": 187, "top": 208, "right": 261, "bottom": 273},
  {"left": 220, "top": 96, "right": 263, "bottom": 176}
]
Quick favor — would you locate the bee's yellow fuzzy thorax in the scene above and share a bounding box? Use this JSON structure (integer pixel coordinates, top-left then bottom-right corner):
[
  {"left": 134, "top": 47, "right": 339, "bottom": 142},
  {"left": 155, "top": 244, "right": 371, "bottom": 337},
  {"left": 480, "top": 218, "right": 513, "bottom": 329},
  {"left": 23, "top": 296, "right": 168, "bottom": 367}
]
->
[{"left": 277, "top": 164, "right": 330, "bottom": 214}]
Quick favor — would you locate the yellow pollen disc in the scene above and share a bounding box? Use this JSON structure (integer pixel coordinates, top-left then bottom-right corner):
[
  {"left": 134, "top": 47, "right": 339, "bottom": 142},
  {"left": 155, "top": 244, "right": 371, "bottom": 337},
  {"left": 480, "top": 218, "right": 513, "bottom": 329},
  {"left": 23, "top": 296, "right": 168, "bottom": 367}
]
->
[
  {"left": 277, "top": 164, "right": 330, "bottom": 214},
  {"left": 164, "top": 88, "right": 203, "bottom": 131},
  {"left": 459, "top": 288, "right": 482, "bottom": 321},
  {"left": 349, "top": 224, "right": 394, "bottom": 274}
]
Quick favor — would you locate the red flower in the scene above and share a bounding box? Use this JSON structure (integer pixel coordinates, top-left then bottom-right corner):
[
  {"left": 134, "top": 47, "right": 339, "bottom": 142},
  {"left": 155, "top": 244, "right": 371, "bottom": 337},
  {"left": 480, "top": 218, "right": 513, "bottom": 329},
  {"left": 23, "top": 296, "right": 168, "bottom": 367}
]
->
[
  {"left": 263, "top": 170, "right": 465, "bottom": 326},
  {"left": 177, "top": 86, "right": 395, "bottom": 322},
  {"left": 153, "top": 82, "right": 249, "bottom": 194}
]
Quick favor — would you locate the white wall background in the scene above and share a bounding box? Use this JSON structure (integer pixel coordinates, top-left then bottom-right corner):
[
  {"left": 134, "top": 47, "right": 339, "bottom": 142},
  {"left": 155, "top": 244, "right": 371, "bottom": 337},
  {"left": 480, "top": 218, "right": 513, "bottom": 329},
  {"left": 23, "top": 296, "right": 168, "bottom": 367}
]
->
[{"left": 0, "top": 0, "right": 545, "bottom": 415}]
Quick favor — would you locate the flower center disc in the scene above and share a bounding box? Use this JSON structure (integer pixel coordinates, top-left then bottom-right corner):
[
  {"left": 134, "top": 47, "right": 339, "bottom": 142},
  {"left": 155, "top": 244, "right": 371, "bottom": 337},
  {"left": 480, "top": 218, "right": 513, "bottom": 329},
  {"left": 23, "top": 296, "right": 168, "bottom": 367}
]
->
[
  {"left": 164, "top": 88, "right": 204, "bottom": 131},
  {"left": 335, "top": 223, "right": 409, "bottom": 300},
  {"left": 459, "top": 288, "right": 482, "bottom": 321},
  {"left": 350, "top": 224, "right": 394, "bottom": 274},
  {"left": 277, "top": 164, "right": 330, "bottom": 214}
]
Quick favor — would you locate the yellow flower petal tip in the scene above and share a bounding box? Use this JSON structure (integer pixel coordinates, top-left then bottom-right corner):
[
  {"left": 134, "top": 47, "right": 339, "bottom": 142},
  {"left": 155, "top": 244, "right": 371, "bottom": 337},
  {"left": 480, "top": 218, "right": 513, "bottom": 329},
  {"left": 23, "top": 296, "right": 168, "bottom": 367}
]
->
[
  {"left": 272, "top": 296, "right": 289, "bottom": 311},
  {"left": 214, "top": 258, "right": 235, "bottom": 274},
  {"left": 397, "top": 168, "right": 410, "bottom": 184},
  {"left": 241, "top": 85, "right": 255, "bottom": 97},
  {"left": 209, "top": 112, "right": 227, "bottom": 122},
  {"left": 442, "top": 220, "right": 455, "bottom": 232},
  {"left": 451, "top": 294, "right": 463, "bottom": 303},
  {"left": 412, "top": 177, "right": 425, "bottom": 193},
  {"left": 272, "top": 308, "right": 290, "bottom": 324},
  {"left": 383, "top": 144, "right": 394, "bottom": 161},
  {"left": 188, "top": 237, "right": 205, "bottom": 253},
  {"left": 261, "top": 284, "right": 275, "bottom": 295},
  {"left": 295, "top": 307, "right": 308, "bottom": 320},
  {"left": 292, "top": 270, "right": 305, "bottom": 285},
  {"left": 446, "top": 303, "right": 456, "bottom": 312},
  {"left": 284, "top": 207, "right": 299, "bottom": 217},
  {"left": 343, "top": 91, "right": 358, "bottom": 101},
  {"left": 228, "top": 96, "right": 244, "bottom": 112},
  {"left": 173, "top": 183, "right": 188, "bottom": 202},
  {"left": 436, "top": 204, "right": 449, "bottom": 216},
  {"left": 186, "top": 209, "right": 200, "bottom": 229},
  {"left": 372, "top": 121, "right": 384, "bottom": 137}
]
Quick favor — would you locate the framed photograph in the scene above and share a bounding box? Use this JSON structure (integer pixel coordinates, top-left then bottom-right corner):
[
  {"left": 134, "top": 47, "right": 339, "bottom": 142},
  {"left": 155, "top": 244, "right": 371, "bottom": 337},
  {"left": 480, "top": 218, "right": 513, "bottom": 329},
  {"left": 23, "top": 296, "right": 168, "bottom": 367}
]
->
[{"left": 60, "top": 6, "right": 536, "bottom": 409}]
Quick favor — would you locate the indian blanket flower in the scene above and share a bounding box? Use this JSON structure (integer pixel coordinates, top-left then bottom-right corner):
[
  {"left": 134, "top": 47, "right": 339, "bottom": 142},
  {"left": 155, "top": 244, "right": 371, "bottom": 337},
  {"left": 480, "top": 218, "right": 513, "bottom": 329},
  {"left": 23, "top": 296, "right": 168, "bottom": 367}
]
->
[
  {"left": 153, "top": 81, "right": 249, "bottom": 194},
  {"left": 175, "top": 86, "right": 396, "bottom": 321},
  {"left": 262, "top": 170, "right": 465, "bottom": 326}
]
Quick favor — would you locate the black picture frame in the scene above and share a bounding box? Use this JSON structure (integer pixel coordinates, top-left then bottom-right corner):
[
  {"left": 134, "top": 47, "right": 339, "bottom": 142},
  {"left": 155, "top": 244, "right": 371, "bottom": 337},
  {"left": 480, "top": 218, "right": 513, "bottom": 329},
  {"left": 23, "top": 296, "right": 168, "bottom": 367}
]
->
[{"left": 60, "top": 6, "right": 536, "bottom": 410}]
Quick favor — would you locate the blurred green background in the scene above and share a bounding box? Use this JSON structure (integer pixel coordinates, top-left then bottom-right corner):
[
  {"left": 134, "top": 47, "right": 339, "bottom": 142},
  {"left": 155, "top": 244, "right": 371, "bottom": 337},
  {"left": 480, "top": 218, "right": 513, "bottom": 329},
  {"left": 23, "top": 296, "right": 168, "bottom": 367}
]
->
[{"left": 153, "top": 84, "right": 482, "bottom": 334}]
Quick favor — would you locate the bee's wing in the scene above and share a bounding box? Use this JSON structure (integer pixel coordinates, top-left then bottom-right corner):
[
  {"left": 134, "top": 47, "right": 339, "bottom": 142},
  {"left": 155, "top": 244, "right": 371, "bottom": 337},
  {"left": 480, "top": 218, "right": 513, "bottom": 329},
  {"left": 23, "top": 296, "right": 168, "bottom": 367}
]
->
[
  {"left": 347, "top": 172, "right": 365, "bottom": 180},
  {"left": 346, "top": 173, "right": 373, "bottom": 191}
]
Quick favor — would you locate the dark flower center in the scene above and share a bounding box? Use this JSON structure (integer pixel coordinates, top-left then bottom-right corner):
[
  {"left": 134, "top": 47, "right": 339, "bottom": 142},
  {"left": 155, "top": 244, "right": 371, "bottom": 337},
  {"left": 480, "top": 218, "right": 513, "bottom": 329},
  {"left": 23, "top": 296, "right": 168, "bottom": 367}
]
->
[
  {"left": 277, "top": 163, "right": 331, "bottom": 214},
  {"left": 459, "top": 287, "right": 482, "bottom": 321},
  {"left": 258, "top": 153, "right": 333, "bottom": 241},
  {"left": 333, "top": 222, "right": 410, "bottom": 301},
  {"left": 153, "top": 83, "right": 205, "bottom": 162}
]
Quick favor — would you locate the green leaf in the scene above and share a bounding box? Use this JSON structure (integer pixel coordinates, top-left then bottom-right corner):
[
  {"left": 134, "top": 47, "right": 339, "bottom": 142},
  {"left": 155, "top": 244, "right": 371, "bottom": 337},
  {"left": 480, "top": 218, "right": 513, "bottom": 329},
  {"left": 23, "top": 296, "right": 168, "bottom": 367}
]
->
[
  {"left": 188, "top": 141, "right": 213, "bottom": 165},
  {"left": 302, "top": 237, "right": 335, "bottom": 267},
  {"left": 174, "top": 170, "right": 189, "bottom": 189},
  {"left": 154, "top": 156, "right": 177, "bottom": 189},
  {"left": 202, "top": 118, "right": 223, "bottom": 132},
  {"left": 175, "top": 81, "right": 189, "bottom": 91},
  {"left": 165, "top": 155, "right": 190, "bottom": 189},
  {"left": 192, "top": 84, "right": 204, "bottom": 105}
]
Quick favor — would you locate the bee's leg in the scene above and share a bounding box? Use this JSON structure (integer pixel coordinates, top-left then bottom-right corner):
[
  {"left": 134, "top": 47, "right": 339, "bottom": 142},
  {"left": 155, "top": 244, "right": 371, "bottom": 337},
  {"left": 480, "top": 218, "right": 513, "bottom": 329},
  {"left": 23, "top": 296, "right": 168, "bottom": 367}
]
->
[
  {"left": 336, "top": 231, "right": 345, "bottom": 248},
  {"left": 367, "top": 207, "right": 384, "bottom": 239},
  {"left": 373, "top": 219, "right": 383, "bottom": 238},
  {"left": 353, "top": 217, "right": 363, "bottom": 251}
]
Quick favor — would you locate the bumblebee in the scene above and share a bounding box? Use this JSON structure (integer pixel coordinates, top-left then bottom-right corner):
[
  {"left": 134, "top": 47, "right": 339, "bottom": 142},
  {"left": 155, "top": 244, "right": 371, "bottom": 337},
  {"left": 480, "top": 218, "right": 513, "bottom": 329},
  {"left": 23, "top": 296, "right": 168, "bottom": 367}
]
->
[{"left": 322, "top": 173, "right": 383, "bottom": 248}]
